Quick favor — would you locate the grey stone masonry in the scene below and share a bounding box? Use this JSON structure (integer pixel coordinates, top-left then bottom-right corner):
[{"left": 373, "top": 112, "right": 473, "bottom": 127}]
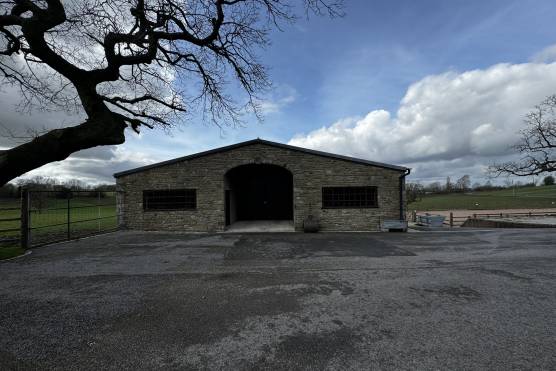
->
[{"left": 115, "top": 140, "right": 408, "bottom": 232}]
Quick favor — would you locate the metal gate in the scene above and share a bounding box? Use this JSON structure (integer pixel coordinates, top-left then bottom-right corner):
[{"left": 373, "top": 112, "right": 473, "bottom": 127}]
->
[
  {"left": 16, "top": 189, "right": 122, "bottom": 247},
  {"left": 0, "top": 202, "right": 20, "bottom": 249}
]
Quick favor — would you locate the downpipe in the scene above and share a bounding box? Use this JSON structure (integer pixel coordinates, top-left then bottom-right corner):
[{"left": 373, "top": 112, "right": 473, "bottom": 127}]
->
[{"left": 399, "top": 168, "right": 411, "bottom": 220}]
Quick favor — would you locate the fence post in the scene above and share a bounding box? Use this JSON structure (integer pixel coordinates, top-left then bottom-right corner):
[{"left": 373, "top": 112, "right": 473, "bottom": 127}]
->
[
  {"left": 449, "top": 212, "right": 453, "bottom": 227},
  {"left": 98, "top": 191, "right": 101, "bottom": 232},
  {"left": 67, "top": 194, "right": 71, "bottom": 241},
  {"left": 116, "top": 189, "right": 125, "bottom": 230},
  {"left": 20, "top": 189, "right": 29, "bottom": 249}
]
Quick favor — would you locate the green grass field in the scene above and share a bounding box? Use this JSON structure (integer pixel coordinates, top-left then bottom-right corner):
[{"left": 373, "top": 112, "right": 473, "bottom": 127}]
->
[
  {"left": 409, "top": 185, "right": 556, "bottom": 211},
  {"left": 0, "top": 196, "right": 118, "bottom": 254},
  {"left": 0, "top": 247, "right": 25, "bottom": 260}
]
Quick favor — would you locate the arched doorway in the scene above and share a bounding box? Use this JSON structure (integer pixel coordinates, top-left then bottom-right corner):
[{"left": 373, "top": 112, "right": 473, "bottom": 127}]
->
[{"left": 224, "top": 164, "right": 293, "bottom": 226}]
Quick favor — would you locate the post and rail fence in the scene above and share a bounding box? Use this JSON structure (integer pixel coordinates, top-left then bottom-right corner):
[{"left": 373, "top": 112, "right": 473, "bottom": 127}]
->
[
  {"left": 411, "top": 210, "right": 556, "bottom": 228},
  {"left": 0, "top": 189, "right": 122, "bottom": 249}
]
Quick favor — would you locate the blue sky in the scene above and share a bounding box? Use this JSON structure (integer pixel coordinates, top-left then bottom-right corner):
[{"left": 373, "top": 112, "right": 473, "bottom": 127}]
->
[
  {"left": 125, "top": 0, "right": 556, "bottom": 150},
  {"left": 3, "top": 0, "right": 556, "bottom": 184}
]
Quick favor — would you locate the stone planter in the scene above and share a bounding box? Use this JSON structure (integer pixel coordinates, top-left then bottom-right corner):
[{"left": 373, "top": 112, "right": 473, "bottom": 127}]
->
[{"left": 303, "top": 215, "right": 320, "bottom": 233}]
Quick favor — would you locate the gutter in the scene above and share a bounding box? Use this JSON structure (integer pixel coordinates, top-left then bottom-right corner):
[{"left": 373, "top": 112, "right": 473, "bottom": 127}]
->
[{"left": 399, "top": 168, "right": 411, "bottom": 220}]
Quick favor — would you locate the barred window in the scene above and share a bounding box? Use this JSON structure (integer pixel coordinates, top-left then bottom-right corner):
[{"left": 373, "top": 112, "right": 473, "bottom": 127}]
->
[
  {"left": 143, "top": 189, "right": 196, "bottom": 211},
  {"left": 322, "top": 186, "right": 378, "bottom": 208}
]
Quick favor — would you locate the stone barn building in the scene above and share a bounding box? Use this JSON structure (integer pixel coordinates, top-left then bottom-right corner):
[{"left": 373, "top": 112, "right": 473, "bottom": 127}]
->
[{"left": 114, "top": 139, "right": 410, "bottom": 232}]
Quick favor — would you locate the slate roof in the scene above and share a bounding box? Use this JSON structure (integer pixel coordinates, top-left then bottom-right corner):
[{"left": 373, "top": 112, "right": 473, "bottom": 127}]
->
[{"left": 113, "top": 138, "right": 409, "bottom": 178}]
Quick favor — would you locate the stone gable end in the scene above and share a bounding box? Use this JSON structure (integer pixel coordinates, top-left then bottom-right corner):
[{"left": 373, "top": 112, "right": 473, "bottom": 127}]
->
[{"left": 116, "top": 142, "right": 406, "bottom": 232}]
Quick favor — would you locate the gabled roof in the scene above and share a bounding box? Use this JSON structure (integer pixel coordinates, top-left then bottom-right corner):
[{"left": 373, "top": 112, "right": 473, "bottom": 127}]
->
[{"left": 113, "top": 138, "right": 409, "bottom": 178}]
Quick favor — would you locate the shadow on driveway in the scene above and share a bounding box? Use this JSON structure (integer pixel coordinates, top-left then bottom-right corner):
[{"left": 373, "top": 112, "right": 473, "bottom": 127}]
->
[{"left": 1, "top": 229, "right": 555, "bottom": 370}]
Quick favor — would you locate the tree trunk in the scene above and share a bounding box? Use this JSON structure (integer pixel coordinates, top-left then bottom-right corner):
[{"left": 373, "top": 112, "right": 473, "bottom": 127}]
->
[{"left": 0, "top": 116, "right": 127, "bottom": 186}]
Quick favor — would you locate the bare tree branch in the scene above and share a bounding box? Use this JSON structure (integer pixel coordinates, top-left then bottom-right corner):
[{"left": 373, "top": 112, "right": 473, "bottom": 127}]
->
[
  {"left": 490, "top": 95, "right": 556, "bottom": 177},
  {"left": 0, "top": 0, "right": 343, "bottom": 185}
]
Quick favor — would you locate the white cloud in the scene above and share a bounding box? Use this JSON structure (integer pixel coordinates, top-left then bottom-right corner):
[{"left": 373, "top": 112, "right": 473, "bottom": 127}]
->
[
  {"left": 0, "top": 54, "right": 177, "bottom": 185},
  {"left": 11, "top": 145, "right": 156, "bottom": 185},
  {"left": 530, "top": 44, "right": 556, "bottom": 63},
  {"left": 257, "top": 84, "right": 297, "bottom": 114},
  {"left": 289, "top": 62, "right": 556, "bottom": 182}
]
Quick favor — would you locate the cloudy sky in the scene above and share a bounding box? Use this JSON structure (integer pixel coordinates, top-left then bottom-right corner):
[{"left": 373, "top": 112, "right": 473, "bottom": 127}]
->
[{"left": 2, "top": 0, "right": 556, "bottom": 185}]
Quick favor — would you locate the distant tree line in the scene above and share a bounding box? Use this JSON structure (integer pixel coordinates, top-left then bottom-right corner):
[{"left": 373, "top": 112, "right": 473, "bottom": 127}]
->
[
  {"left": 0, "top": 177, "right": 116, "bottom": 199},
  {"left": 406, "top": 174, "right": 552, "bottom": 204}
]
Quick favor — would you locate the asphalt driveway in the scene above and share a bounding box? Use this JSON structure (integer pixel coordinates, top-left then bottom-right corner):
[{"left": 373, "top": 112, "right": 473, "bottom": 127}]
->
[{"left": 1, "top": 229, "right": 555, "bottom": 370}]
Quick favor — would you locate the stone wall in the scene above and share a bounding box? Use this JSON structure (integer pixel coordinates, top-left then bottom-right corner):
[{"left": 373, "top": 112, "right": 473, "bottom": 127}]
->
[{"left": 116, "top": 143, "right": 406, "bottom": 232}]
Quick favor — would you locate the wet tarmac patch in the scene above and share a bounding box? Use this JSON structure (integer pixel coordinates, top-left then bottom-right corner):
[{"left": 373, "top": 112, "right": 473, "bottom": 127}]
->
[
  {"left": 265, "top": 280, "right": 355, "bottom": 297},
  {"left": 88, "top": 274, "right": 305, "bottom": 356},
  {"left": 214, "top": 271, "right": 356, "bottom": 298},
  {"left": 424, "top": 259, "right": 454, "bottom": 266},
  {"left": 411, "top": 285, "right": 482, "bottom": 301},
  {"left": 121, "top": 235, "right": 239, "bottom": 249},
  {"left": 226, "top": 234, "right": 416, "bottom": 260},
  {"left": 268, "top": 327, "right": 359, "bottom": 370},
  {"left": 475, "top": 268, "right": 533, "bottom": 282}
]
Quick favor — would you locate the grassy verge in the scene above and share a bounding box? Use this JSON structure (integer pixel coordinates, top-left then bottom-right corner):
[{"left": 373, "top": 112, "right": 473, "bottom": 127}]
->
[
  {"left": 0, "top": 247, "right": 25, "bottom": 260},
  {"left": 409, "top": 185, "right": 556, "bottom": 211}
]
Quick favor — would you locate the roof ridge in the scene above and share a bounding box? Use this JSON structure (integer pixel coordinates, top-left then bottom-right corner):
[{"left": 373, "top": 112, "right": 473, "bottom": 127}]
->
[{"left": 113, "top": 138, "right": 409, "bottom": 177}]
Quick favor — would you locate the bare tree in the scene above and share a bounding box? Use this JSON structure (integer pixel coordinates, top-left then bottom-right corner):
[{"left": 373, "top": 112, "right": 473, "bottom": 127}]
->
[
  {"left": 406, "top": 182, "right": 424, "bottom": 203},
  {"left": 423, "top": 181, "right": 441, "bottom": 194},
  {"left": 16, "top": 175, "right": 56, "bottom": 212},
  {"left": 445, "top": 176, "right": 451, "bottom": 193},
  {"left": 491, "top": 95, "right": 556, "bottom": 177},
  {"left": 455, "top": 174, "right": 470, "bottom": 193},
  {"left": 0, "top": 0, "right": 342, "bottom": 186}
]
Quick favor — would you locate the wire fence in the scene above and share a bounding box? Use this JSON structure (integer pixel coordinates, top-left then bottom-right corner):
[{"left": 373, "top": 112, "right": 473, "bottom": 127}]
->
[
  {"left": 0, "top": 190, "right": 121, "bottom": 248},
  {"left": 0, "top": 198, "right": 21, "bottom": 248}
]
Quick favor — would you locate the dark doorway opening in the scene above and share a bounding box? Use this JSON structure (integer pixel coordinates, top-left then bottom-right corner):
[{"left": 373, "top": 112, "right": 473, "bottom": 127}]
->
[{"left": 225, "top": 164, "right": 293, "bottom": 225}]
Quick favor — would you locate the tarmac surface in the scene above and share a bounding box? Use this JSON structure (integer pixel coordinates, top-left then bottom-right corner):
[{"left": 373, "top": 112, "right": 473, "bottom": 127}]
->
[{"left": 1, "top": 229, "right": 555, "bottom": 370}]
